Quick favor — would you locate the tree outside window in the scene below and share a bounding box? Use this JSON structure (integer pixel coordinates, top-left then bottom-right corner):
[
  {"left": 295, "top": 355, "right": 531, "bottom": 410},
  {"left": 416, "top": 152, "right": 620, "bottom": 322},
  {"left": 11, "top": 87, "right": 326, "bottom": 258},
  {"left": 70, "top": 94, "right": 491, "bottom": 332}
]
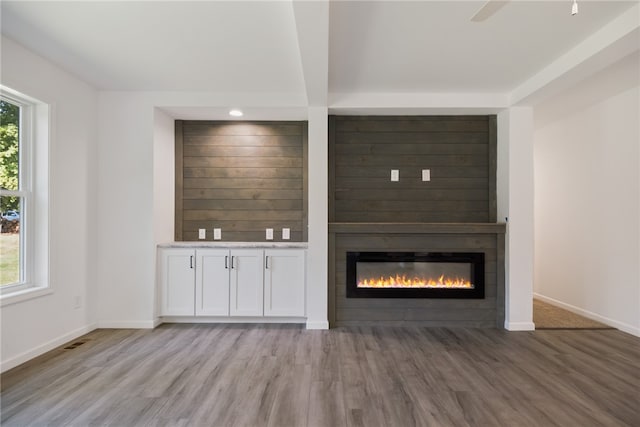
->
[{"left": 1, "top": 100, "right": 21, "bottom": 286}]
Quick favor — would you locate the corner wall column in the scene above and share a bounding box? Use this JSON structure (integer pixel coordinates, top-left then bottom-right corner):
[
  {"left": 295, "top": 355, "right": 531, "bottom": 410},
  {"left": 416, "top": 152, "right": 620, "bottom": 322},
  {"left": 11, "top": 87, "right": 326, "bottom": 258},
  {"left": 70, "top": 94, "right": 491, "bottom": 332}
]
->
[
  {"left": 306, "top": 107, "right": 329, "bottom": 329},
  {"left": 497, "top": 107, "right": 535, "bottom": 330}
]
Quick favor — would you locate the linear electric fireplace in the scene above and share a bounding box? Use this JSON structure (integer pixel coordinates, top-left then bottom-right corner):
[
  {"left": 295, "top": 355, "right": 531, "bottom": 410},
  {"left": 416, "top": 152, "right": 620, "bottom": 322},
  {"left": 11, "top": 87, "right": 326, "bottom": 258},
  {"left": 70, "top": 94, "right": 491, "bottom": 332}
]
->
[{"left": 347, "top": 252, "right": 484, "bottom": 299}]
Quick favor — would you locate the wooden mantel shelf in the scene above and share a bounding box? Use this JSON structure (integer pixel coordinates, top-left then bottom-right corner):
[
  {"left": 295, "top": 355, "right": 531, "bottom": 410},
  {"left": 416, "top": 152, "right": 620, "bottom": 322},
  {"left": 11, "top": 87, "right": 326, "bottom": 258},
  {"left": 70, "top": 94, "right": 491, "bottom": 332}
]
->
[{"left": 329, "top": 222, "right": 506, "bottom": 234}]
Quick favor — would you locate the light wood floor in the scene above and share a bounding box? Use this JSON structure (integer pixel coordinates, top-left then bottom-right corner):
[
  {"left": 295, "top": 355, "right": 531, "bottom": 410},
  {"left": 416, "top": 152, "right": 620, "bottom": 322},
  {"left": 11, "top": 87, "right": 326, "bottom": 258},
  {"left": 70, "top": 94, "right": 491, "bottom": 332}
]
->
[{"left": 2, "top": 324, "right": 639, "bottom": 426}]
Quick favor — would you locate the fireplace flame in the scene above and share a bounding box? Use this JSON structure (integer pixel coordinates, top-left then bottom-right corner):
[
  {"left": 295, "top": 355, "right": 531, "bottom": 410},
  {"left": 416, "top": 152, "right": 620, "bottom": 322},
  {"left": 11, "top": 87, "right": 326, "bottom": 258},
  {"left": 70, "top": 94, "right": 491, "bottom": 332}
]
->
[{"left": 358, "top": 274, "right": 473, "bottom": 289}]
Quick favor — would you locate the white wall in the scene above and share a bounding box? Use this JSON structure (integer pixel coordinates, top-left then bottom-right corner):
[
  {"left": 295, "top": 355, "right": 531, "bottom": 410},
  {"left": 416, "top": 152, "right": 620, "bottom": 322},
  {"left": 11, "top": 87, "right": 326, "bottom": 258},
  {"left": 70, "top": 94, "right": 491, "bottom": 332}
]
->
[
  {"left": 95, "top": 93, "right": 310, "bottom": 328},
  {"left": 306, "top": 107, "right": 329, "bottom": 329},
  {"left": 153, "top": 109, "right": 175, "bottom": 247},
  {"left": 534, "top": 55, "right": 640, "bottom": 336},
  {"left": 152, "top": 108, "right": 175, "bottom": 320},
  {"left": 0, "top": 36, "right": 98, "bottom": 371},
  {"left": 96, "top": 93, "right": 156, "bottom": 327},
  {"left": 497, "top": 107, "right": 535, "bottom": 331}
]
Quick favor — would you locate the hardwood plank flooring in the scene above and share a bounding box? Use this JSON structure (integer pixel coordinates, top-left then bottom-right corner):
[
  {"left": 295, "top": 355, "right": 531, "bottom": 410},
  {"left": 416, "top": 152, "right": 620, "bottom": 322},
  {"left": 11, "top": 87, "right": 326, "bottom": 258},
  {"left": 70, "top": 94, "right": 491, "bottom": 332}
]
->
[{"left": 1, "top": 325, "right": 639, "bottom": 426}]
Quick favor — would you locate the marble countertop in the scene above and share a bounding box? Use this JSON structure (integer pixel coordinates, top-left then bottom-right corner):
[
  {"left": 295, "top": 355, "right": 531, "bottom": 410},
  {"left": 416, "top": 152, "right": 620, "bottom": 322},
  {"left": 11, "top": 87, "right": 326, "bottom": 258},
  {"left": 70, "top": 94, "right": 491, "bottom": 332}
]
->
[{"left": 158, "top": 242, "right": 308, "bottom": 249}]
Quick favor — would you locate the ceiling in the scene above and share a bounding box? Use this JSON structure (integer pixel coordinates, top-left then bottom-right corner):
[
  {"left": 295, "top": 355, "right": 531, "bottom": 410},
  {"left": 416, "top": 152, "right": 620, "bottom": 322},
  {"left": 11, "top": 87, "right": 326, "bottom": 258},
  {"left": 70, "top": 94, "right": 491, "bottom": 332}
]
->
[
  {"left": 329, "top": 1, "right": 636, "bottom": 93},
  {"left": 1, "top": 0, "right": 638, "bottom": 103},
  {"left": 1, "top": 1, "right": 306, "bottom": 93}
]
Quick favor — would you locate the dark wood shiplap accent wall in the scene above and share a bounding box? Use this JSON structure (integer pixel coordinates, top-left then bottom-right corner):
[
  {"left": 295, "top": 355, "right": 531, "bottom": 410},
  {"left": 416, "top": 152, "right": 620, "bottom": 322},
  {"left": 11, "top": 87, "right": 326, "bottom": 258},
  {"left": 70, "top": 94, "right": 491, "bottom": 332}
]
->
[
  {"left": 175, "top": 121, "right": 308, "bottom": 242},
  {"left": 330, "top": 115, "right": 497, "bottom": 223},
  {"left": 328, "top": 115, "right": 503, "bottom": 327},
  {"left": 329, "top": 224, "right": 505, "bottom": 327}
]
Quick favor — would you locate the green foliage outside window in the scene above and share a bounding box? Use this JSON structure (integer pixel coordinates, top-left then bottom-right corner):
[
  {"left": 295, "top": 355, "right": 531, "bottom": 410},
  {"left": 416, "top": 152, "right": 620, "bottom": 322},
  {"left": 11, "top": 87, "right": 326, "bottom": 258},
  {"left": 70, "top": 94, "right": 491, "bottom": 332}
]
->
[{"left": 0, "top": 100, "right": 19, "bottom": 212}]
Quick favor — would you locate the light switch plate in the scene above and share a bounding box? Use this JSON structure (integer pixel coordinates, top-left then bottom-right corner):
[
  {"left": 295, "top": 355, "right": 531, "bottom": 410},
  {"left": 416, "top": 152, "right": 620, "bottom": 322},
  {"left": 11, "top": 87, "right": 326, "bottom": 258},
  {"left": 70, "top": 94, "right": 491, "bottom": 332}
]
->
[
  {"left": 266, "top": 228, "right": 274, "bottom": 240},
  {"left": 213, "top": 228, "right": 222, "bottom": 240},
  {"left": 422, "top": 169, "right": 431, "bottom": 181},
  {"left": 391, "top": 169, "right": 399, "bottom": 181},
  {"left": 198, "top": 228, "right": 206, "bottom": 239},
  {"left": 282, "top": 228, "right": 290, "bottom": 240}
]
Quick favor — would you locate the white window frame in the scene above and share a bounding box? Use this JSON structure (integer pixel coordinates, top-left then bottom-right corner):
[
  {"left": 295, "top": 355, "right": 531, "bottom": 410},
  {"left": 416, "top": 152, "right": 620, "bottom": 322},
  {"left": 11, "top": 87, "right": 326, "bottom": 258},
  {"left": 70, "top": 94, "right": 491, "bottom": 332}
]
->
[{"left": 0, "top": 86, "right": 50, "bottom": 305}]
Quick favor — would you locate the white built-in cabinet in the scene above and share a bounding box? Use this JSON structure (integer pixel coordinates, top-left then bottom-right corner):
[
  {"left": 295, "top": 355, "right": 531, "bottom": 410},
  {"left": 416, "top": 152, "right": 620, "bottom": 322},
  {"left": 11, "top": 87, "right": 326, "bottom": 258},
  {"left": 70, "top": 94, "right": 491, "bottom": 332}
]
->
[
  {"left": 161, "top": 249, "right": 196, "bottom": 316},
  {"left": 196, "top": 249, "right": 230, "bottom": 316},
  {"left": 228, "top": 249, "right": 264, "bottom": 316},
  {"left": 159, "top": 247, "right": 305, "bottom": 319},
  {"left": 264, "top": 250, "right": 305, "bottom": 316}
]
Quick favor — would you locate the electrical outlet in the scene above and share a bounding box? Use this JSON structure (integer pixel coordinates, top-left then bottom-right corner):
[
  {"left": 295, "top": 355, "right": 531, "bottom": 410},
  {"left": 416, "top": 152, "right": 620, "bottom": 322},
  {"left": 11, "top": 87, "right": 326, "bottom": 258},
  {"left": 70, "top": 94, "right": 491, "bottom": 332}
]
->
[
  {"left": 214, "top": 228, "right": 222, "bottom": 240},
  {"left": 282, "top": 228, "right": 290, "bottom": 240},
  {"left": 266, "top": 228, "right": 274, "bottom": 240},
  {"left": 391, "top": 169, "right": 399, "bottom": 182},
  {"left": 198, "top": 228, "right": 206, "bottom": 239},
  {"left": 74, "top": 295, "right": 81, "bottom": 309},
  {"left": 422, "top": 169, "right": 431, "bottom": 181}
]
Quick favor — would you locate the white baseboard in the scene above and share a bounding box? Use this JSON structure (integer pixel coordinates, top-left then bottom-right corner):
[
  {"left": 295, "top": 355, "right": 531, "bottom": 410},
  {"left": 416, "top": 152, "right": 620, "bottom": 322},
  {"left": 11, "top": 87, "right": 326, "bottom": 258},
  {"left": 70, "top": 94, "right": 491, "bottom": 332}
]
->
[
  {"left": 504, "top": 321, "right": 536, "bottom": 331},
  {"left": 97, "top": 320, "right": 157, "bottom": 329},
  {"left": 534, "top": 293, "right": 640, "bottom": 337},
  {"left": 1, "top": 323, "right": 97, "bottom": 373},
  {"left": 160, "top": 316, "right": 306, "bottom": 324},
  {"left": 306, "top": 320, "right": 329, "bottom": 330}
]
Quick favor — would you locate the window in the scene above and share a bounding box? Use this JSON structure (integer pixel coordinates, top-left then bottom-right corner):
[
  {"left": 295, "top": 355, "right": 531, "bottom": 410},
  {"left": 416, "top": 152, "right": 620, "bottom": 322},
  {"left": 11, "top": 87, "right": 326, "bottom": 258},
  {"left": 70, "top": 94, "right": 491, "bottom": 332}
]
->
[
  {"left": 0, "top": 87, "right": 49, "bottom": 302},
  {"left": 1, "top": 98, "right": 27, "bottom": 289}
]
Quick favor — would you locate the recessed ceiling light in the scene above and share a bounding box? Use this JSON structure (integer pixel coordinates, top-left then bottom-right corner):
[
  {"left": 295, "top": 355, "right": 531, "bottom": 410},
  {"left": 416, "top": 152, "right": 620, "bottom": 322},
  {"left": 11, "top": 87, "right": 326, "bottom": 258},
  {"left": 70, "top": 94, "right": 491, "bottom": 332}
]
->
[{"left": 229, "top": 109, "right": 243, "bottom": 117}]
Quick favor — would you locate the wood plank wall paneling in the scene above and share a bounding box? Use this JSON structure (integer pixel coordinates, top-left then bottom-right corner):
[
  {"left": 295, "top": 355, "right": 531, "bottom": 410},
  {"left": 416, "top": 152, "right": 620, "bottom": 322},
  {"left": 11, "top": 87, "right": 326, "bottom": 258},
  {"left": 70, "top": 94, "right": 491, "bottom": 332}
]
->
[
  {"left": 330, "top": 115, "right": 497, "bottom": 223},
  {"left": 176, "top": 121, "right": 308, "bottom": 242},
  {"left": 328, "top": 114, "right": 501, "bottom": 327},
  {"left": 330, "top": 231, "right": 504, "bottom": 327}
]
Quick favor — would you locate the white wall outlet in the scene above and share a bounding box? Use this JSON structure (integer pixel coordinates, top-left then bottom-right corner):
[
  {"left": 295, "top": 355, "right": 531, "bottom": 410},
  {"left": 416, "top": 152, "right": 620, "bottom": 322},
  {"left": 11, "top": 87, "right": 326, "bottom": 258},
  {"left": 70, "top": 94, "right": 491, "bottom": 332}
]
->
[
  {"left": 266, "top": 228, "right": 274, "bottom": 240},
  {"left": 213, "top": 228, "right": 222, "bottom": 240},
  {"left": 282, "top": 228, "right": 290, "bottom": 240},
  {"left": 391, "top": 169, "right": 399, "bottom": 181},
  {"left": 422, "top": 169, "right": 431, "bottom": 181},
  {"left": 198, "top": 228, "right": 206, "bottom": 239},
  {"left": 74, "top": 295, "right": 81, "bottom": 309}
]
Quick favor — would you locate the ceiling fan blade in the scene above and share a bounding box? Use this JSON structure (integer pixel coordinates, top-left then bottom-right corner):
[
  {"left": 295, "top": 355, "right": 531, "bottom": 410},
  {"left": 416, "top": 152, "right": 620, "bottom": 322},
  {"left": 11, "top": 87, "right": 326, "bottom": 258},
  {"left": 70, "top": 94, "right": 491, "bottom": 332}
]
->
[{"left": 470, "top": 0, "right": 509, "bottom": 22}]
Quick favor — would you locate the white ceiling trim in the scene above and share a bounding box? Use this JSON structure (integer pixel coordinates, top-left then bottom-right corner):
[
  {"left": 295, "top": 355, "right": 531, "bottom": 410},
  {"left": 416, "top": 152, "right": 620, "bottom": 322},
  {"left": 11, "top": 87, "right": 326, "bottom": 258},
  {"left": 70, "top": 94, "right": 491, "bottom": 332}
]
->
[
  {"left": 510, "top": 3, "right": 640, "bottom": 106},
  {"left": 292, "top": 0, "right": 330, "bottom": 106},
  {"left": 533, "top": 51, "right": 640, "bottom": 129},
  {"left": 98, "top": 90, "right": 308, "bottom": 120},
  {"left": 103, "top": 91, "right": 307, "bottom": 108},
  {"left": 329, "top": 92, "right": 510, "bottom": 113},
  {"left": 470, "top": 0, "right": 510, "bottom": 23},
  {"left": 158, "top": 106, "right": 309, "bottom": 121}
]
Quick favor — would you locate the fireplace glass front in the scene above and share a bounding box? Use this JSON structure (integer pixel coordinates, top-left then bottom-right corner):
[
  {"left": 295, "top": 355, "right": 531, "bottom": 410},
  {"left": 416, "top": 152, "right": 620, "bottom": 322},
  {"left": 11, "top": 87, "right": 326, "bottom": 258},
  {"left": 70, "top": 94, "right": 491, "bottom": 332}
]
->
[{"left": 346, "top": 252, "right": 484, "bottom": 298}]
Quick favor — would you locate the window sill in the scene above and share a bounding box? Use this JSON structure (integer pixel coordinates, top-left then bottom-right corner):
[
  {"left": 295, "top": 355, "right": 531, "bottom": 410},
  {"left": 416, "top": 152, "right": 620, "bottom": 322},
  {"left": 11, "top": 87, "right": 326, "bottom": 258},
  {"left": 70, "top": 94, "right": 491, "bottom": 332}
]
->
[{"left": 0, "top": 286, "right": 52, "bottom": 307}]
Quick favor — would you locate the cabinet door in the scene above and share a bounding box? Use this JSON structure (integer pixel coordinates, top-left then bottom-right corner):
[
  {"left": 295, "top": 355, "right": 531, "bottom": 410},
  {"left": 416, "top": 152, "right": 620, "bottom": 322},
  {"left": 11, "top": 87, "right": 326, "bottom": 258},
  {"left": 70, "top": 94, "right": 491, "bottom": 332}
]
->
[
  {"left": 229, "top": 249, "right": 264, "bottom": 316},
  {"left": 160, "top": 249, "right": 195, "bottom": 315},
  {"left": 196, "top": 249, "right": 230, "bottom": 316},
  {"left": 264, "top": 249, "right": 305, "bottom": 317}
]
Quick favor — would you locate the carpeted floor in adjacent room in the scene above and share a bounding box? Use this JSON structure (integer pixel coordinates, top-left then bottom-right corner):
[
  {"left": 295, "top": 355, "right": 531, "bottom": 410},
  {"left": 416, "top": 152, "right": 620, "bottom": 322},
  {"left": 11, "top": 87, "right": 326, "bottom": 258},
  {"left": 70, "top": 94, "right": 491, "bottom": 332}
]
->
[{"left": 533, "top": 299, "right": 614, "bottom": 330}]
